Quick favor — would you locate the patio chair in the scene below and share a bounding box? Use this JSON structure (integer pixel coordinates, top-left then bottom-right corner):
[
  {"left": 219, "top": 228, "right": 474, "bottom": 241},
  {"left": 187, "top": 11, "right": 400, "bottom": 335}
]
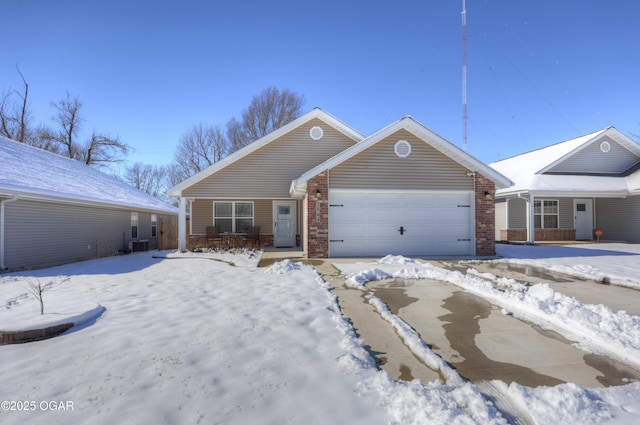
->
[
  {"left": 206, "top": 226, "right": 221, "bottom": 248},
  {"left": 243, "top": 226, "right": 260, "bottom": 249}
]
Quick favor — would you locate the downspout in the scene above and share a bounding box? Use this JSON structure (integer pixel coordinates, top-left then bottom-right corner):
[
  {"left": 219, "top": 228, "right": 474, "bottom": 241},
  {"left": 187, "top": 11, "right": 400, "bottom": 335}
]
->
[{"left": 1, "top": 195, "right": 19, "bottom": 270}]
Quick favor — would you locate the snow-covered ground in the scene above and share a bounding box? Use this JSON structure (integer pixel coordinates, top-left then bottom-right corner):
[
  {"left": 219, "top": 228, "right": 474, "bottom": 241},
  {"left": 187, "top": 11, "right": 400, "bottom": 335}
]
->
[{"left": 1, "top": 243, "right": 639, "bottom": 424}]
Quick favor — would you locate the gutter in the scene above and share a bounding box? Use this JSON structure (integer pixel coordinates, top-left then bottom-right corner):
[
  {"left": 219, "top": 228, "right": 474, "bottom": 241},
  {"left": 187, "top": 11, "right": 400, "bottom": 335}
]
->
[
  {"left": 1, "top": 194, "right": 19, "bottom": 270},
  {"left": 289, "top": 180, "right": 307, "bottom": 199}
]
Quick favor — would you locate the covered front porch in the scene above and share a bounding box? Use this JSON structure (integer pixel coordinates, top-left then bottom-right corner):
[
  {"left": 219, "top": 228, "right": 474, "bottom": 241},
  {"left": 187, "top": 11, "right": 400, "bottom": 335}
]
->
[{"left": 496, "top": 194, "right": 599, "bottom": 244}]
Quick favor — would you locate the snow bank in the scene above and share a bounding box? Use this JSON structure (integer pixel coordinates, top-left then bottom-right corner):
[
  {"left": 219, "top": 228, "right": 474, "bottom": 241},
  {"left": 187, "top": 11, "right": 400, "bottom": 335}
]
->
[
  {"left": 333, "top": 250, "right": 640, "bottom": 424},
  {"left": 337, "top": 259, "right": 640, "bottom": 370}
]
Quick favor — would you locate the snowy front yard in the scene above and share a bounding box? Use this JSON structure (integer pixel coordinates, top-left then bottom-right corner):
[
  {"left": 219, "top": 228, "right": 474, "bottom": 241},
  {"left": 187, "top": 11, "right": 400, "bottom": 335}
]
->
[{"left": 1, "top": 244, "right": 640, "bottom": 424}]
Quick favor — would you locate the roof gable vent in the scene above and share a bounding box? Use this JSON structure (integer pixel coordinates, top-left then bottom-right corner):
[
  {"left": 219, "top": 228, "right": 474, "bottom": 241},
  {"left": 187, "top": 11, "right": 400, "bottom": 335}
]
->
[
  {"left": 600, "top": 141, "right": 611, "bottom": 153},
  {"left": 310, "top": 126, "right": 324, "bottom": 140},
  {"left": 394, "top": 140, "right": 411, "bottom": 158}
]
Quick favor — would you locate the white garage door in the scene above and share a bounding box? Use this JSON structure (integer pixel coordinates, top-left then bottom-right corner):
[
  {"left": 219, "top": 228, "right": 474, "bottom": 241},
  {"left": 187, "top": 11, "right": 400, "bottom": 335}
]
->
[{"left": 328, "top": 190, "right": 474, "bottom": 257}]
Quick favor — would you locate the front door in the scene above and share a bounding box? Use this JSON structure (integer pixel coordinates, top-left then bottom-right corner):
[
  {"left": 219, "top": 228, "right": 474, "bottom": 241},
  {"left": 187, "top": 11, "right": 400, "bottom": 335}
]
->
[
  {"left": 273, "top": 201, "right": 296, "bottom": 247},
  {"left": 574, "top": 199, "right": 593, "bottom": 240}
]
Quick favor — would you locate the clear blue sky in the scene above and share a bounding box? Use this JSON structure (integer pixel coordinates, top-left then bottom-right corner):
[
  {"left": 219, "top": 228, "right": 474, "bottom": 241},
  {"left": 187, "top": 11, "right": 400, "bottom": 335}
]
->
[{"left": 2, "top": 0, "right": 638, "bottom": 169}]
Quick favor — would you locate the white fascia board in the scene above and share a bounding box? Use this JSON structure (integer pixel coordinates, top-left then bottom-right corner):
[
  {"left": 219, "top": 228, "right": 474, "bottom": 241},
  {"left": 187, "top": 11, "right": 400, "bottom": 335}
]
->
[
  {"left": 537, "top": 128, "right": 614, "bottom": 174},
  {"left": 402, "top": 119, "right": 514, "bottom": 189},
  {"left": 167, "top": 108, "right": 364, "bottom": 197},
  {"left": 0, "top": 186, "right": 178, "bottom": 214},
  {"left": 293, "top": 116, "right": 513, "bottom": 190},
  {"left": 497, "top": 188, "right": 629, "bottom": 199}
]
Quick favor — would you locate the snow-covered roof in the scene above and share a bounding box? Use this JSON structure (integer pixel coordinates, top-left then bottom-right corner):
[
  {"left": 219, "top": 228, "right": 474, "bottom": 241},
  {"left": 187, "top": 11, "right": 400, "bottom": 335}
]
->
[
  {"left": 0, "top": 135, "right": 177, "bottom": 214},
  {"left": 490, "top": 127, "right": 640, "bottom": 197}
]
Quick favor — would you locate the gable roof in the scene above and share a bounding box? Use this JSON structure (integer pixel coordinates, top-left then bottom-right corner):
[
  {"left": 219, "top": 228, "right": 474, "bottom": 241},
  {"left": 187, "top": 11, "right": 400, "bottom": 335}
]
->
[
  {"left": 490, "top": 127, "right": 640, "bottom": 197},
  {"left": 167, "top": 108, "right": 365, "bottom": 197},
  {"left": 0, "top": 135, "right": 177, "bottom": 213},
  {"left": 290, "top": 115, "right": 513, "bottom": 196}
]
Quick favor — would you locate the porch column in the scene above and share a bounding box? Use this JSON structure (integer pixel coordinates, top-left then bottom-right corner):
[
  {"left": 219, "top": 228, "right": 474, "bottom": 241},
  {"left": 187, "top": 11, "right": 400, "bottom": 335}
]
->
[
  {"left": 527, "top": 194, "right": 535, "bottom": 244},
  {"left": 178, "top": 196, "right": 187, "bottom": 252}
]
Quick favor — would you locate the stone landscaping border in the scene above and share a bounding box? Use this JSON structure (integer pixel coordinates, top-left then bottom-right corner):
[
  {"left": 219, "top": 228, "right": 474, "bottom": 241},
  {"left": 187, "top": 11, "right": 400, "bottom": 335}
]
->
[{"left": 1, "top": 323, "right": 74, "bottom": 345}]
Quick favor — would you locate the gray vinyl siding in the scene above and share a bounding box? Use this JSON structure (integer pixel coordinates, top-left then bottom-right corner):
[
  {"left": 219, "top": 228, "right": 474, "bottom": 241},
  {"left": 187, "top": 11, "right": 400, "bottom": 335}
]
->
[
  {"left": 507, "top": 198, "right": 527, "bottom": 228},
  {"left": 495, "top": 198, "right": 507, "bottom": 240},
  {"left": 507, "top": 197, "right": 575, "bottom": 229},
  {"left": 330, "top": 130, "right": 473, "bottom": 190},
  {"left": 546, "top": 138, "right": 640, "bottom": 174},
  {"left": 190, "top": 198, "right": 301, "bottom": 237},
  {"left": 595, "top": 196, "right": 640, "bottom": 243},
  {"left": 558, "top": 198, "right": 574, "bottom": 228},
  {"left": 3, "top": 199, "right": 160, "bottom": 271},
  {"left": 183, "top": 118, "right": 357, "bottom": 198}
]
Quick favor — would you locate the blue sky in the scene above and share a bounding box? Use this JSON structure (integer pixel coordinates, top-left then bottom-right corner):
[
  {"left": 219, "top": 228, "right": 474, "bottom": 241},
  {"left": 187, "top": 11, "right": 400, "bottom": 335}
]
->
[{"left": 2, "top": 0, "right": 638, "bottom": 169}]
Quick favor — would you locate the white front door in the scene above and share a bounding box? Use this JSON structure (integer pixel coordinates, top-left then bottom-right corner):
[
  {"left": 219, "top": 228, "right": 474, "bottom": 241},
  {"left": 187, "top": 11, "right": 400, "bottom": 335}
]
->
[
  {"left": 273, "top": 201, "right": 296, "bottom": 247},
  {"left": 574, "top": 199, "right": 593, "bottom": 240}
]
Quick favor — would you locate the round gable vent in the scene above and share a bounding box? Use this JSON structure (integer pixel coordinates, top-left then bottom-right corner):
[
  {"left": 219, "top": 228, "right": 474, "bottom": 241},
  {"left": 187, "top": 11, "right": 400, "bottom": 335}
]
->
[
  {"left": 310, "top": 126, "right": 324, "bottom": 140},
  {"left": 394, "top": 140, "right": 411, "bottom": 158},
  {"left": 600, "top": 141, "right": 611, "bottom": 153}
]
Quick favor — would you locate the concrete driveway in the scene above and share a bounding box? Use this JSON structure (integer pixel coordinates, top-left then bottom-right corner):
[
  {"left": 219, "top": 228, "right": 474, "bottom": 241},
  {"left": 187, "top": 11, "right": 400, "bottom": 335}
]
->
[{"left": 312, "top": 259, "right": 640, "bottom": 389}]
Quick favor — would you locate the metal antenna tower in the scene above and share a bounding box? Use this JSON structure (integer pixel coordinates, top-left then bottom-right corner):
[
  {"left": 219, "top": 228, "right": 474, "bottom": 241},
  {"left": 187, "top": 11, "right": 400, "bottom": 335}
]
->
[{"left": 461, "top": 0, "right": 468, "bottom": 151}]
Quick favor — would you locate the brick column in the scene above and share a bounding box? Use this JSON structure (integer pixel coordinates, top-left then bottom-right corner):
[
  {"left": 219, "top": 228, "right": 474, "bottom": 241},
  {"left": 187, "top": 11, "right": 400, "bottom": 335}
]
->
[
  {"left": 475, "top": 173, "right": 496, "bottom": 256},
  {"left": 305, "top": 171, "right": 329, "bottom": 258}
]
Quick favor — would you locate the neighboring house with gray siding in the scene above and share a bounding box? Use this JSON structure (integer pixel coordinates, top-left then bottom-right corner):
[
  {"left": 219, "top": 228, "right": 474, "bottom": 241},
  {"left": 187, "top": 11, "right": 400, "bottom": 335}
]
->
[
  {"left": 0, "top": 136, "right": 178, "bottom": 272},
  {"left": 168, "top": 108, "right": 512, "bottom": 258},
  {"left": 490, "top": 127, "right": 640, "bottom": 244}
]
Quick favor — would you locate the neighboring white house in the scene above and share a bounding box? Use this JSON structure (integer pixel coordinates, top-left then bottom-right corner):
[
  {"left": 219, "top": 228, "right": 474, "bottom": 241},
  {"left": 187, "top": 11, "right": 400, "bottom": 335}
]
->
[
  {"left": 490, "top": 127, "right": 640, "bottom": 244},
  {"left": 0, "top": 135, "right": 178, "bottom": 271}
]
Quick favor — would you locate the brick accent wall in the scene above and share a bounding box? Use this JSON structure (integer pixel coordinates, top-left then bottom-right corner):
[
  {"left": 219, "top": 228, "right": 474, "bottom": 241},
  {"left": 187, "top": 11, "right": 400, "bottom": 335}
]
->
[
  {"left": 305, "top": 171, "right": 329, "bottom": 258},
  {"left": 500, "top": 228, "right": 577, "bottom": 242},
  {"left": 475, "top": 173, "right": 496, "bottom": 256},
  {"left": 187, "top": 234, "right": 273, "bottom": 250}
]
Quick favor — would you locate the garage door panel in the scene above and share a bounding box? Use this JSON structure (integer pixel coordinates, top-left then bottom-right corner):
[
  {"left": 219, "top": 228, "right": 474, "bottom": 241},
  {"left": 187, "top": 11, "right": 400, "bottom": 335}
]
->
[
  {"left": 331, "top": 224, "right": 367, "bottom": 239},
  {"left": 437, "top": 224, "right": 470, "bottom": 238},
  {"left": 368, "top": 208, "right": 393, "bottom": 221},
  {"left": 329, "top": 190, "right": 474, "bottom": 257},
  {"left": 436, "top": 208, "right": 470, "bottom": 223},
  {"left": 403, "top": 209, "right": 435, "bottom": 222}
]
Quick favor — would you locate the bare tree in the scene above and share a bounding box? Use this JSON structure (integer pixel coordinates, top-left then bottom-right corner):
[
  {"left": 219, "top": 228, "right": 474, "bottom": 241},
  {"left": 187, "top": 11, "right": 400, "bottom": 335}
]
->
[
  {"left": 26, "top": 278, "right": 46, "bottom": 315},
  {"left": 81, "top": 131, "right": 129, "bottom": 167},
  {"left": 43, "top": 92, "right": 128, "bottom": 167},
  {"left": 171, "top": 123, "right": 228, "bottom": 181},
  {"left": 168, "top": 86, "right": 304, "bottom": 189},
  {"left": 227, "top": 86, "right": 305, "bottom": 152},
  {"left": 0, "top": 66, "right": 32, "bottom": 143},
  {"left": 44, "top": 92, "right": 83, "bottom": 159},
  {"left": 123, "top": 162, "right": 169, "bottom": 200}
]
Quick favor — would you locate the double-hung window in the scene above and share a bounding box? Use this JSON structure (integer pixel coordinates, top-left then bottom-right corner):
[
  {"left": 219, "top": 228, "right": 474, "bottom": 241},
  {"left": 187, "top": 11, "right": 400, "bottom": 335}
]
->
[
  {"left": 151, "top": 214, "right": 157, "bottom": 238},
  {"left": 534, "top": 200, "right": 558, "bottom": 229},
  {"left": 213, "top": 202, "right": 254, "bottom": 233},
  {"left": 131, "top": 212, "right": 139, "bottom": 239}
]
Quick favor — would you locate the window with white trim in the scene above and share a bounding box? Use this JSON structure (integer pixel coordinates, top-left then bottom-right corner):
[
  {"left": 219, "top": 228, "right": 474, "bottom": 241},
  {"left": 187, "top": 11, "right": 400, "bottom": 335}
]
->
[
  {"left": 151, "top": 214, "right": 157, "bottom": 238},
  {"left": 534, "top": 200, "right": 558, "bottom": 229},
  {"left": 213, "top": 201, "right": 254, "bottom": 233},
  {"left": 131, "top": 212, "right": 139, "bottom": 239}
]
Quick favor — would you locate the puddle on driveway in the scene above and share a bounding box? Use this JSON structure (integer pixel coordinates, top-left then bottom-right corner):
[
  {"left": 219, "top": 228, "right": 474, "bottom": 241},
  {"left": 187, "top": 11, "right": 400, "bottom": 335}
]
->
[
  {"left": 371, "top": 278, "right": 640, "bottom": 387},
  {"left": 373, "top": 287, "right": 418, "bottom": 315},
  {"left": 440, "top": 291, "right": 563, "bottom": 387},
  {"left": 487, "top": 263, "right": 576, "bottom": 282},
  {"left": 444, "top": 261, "right": 573, "bottom": 284},
  {"left": 450, "top": 261, "right": 640, "bottom": 316}
]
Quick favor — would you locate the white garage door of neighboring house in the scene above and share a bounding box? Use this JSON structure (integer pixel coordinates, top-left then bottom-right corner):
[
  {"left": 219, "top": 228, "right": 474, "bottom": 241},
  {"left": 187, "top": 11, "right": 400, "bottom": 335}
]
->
[{"left": 328, "top": 190, "right": 474, "bottom": 257}]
